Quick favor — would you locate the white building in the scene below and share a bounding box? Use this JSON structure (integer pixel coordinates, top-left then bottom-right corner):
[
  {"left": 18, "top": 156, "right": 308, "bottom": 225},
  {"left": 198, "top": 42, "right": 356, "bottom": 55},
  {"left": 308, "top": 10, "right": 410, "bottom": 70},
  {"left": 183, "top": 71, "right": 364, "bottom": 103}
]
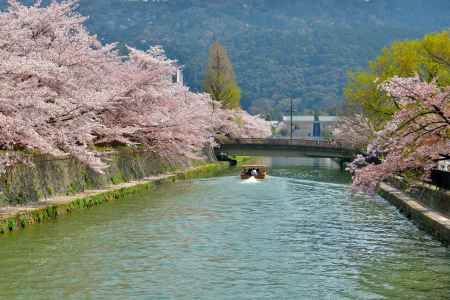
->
[
  {"left": 279, "top": 115, "right": 339, "bottom": 138},
  {"left": 438, "top": 160, "right": 449, "bottom": 172},
  {"left": 174, "top": 68, "right": 184, "bottom": 85}
]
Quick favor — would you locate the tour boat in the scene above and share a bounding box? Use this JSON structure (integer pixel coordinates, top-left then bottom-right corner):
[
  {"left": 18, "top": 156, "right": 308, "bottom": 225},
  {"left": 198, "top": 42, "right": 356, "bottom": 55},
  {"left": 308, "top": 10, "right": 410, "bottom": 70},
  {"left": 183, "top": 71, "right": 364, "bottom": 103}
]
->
[{"left": 240, "top": 165, "right": 267, "bottom": 180}]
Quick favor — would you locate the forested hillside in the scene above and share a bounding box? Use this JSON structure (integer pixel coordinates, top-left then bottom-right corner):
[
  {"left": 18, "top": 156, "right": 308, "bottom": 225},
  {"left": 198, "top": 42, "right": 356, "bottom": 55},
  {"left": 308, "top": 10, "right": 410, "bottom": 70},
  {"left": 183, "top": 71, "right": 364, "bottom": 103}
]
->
[{"left": 3, "top": 0, "right": 449, "bottom": 119}]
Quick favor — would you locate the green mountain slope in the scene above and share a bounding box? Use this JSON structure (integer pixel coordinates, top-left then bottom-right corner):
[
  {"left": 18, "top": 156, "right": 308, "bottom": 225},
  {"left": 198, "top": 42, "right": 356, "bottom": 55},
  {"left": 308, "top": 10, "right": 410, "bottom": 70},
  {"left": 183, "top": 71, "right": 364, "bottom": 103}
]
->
[{"left": 2, "top": 0, "right": 449, "bottom": 118}]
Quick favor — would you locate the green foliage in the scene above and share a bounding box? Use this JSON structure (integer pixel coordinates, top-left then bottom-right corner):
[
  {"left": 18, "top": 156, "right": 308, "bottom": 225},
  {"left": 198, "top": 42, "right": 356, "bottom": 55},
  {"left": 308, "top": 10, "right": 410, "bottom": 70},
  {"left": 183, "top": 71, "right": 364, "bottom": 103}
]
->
[
  {"left": 7, "top": 219, "right": 16, "bottom": 231},
  {"left": 420, "top": 31, "right": 450, "bottom": 85},
  {"left": 203, "top": 42, "right": 241, "bottom": 109},
  {"left": 233, "top": 115, "right": 244, "bottom": 127},
  {"left": 345, "top": 31, "right": 450, "bottom": 127},
  {"left": 110, "top": 174, "right": 125, "bottom": 185},
  {"left": 345, "top": 70, "right": 395, "bottom": 127}
]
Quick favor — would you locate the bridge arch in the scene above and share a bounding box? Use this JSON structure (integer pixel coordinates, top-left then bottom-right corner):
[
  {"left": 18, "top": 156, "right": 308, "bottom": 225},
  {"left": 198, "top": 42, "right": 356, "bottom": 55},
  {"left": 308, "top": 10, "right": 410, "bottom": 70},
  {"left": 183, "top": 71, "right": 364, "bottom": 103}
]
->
[{"left": 215, "top": 138, "right": 359, "bottom": 160}]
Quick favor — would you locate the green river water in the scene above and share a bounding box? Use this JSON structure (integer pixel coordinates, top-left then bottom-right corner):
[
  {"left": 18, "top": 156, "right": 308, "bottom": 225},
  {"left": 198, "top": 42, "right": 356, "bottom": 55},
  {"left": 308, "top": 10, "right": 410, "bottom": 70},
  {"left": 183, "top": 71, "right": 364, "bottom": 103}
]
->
[{"left": 0, "top": 158, "right": 449, "bottom": 300}]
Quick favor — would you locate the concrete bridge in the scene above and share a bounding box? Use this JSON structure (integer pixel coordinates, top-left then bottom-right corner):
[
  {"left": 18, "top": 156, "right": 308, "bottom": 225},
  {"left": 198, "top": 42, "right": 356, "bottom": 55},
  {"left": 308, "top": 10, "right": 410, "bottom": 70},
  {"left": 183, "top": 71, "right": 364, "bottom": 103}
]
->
[{"left": 215, "top": 138, "right": 359, "bottom": 160}]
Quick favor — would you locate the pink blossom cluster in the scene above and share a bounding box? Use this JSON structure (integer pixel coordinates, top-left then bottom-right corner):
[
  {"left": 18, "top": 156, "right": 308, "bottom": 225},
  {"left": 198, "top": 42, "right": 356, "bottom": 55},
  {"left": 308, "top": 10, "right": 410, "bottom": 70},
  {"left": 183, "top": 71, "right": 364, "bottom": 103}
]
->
[
  {"left": 213, "top": 109, "right": 272, "bottom": 141},
  {"left": 0, "top": 1, "right": 270, "bottom": 173},
  {"left": 350, "top": 76, "right": 449, "bottom": 192},
  {"left": 333, "top": 114, "right": 375, "bottom": 150}
]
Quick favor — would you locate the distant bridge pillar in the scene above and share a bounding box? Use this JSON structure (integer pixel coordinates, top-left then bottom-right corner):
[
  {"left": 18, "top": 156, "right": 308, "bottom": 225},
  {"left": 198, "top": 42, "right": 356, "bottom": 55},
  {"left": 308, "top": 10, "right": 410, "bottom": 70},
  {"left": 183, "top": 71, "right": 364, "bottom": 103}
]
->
[
  {"left": 313, "top": 114, "right": 321, "bottom": 137},
  {"left": 313, "top": 121, "right": 321, "bottom": 137}
]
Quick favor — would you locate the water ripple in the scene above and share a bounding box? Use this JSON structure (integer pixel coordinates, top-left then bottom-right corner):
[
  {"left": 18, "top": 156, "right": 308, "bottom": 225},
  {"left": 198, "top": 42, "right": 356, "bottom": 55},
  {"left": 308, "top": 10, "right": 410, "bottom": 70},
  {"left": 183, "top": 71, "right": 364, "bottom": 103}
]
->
[{"left": 0, "top": 169, "right": 448, "bottom": 299}]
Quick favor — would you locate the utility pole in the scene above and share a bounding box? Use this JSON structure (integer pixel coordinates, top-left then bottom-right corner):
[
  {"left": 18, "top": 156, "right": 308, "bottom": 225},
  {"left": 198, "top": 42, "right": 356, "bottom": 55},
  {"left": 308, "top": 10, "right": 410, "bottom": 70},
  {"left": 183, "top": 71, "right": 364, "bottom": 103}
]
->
[{"left": 290, "top": 98, "right": 294, "bottom": 140}]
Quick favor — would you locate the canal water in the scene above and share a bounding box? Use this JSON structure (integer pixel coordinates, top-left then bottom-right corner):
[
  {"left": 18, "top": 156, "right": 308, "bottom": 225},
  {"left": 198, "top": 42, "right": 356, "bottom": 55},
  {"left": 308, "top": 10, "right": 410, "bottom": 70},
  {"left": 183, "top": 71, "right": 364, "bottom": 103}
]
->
[{"left": 0, "top": 158, "right": 449, "bottom": 299}]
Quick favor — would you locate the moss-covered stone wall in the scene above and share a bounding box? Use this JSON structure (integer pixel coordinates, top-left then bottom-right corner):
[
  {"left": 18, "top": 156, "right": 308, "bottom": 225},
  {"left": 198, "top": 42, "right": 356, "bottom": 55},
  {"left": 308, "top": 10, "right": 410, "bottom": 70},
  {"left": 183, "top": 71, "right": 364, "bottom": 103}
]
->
[
  {"left": 0, "top": 150, "right": 178, "bottom": 205},
  {"left": 0, "top": 162, "right": 231, "bottom": 235}
]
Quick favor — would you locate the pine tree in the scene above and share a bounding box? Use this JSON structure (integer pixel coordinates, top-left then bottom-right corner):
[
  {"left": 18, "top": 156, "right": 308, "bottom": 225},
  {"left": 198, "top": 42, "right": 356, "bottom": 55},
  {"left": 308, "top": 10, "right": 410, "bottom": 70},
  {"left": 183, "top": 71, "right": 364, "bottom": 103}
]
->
[{"left": 203, "top": 42, "right": 241, "bottom": 109}]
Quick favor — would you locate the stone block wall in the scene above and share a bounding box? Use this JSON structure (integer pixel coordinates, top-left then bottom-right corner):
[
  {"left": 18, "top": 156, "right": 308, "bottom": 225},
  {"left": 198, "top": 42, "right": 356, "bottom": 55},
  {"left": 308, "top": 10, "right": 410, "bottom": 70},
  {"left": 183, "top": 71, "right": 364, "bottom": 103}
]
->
[
  {"left": 0, "top": 150, "right": 178, "bottom": 206},
  {"left": 386, "top": 176, "right": 450, "bottom": 218}
]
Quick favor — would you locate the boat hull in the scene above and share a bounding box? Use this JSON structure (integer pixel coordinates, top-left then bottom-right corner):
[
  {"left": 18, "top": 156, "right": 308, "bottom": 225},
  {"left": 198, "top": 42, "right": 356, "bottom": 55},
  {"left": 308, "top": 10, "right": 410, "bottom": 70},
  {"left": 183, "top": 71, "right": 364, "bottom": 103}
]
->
[{"left": 240, "top": 174, "right": 266, "bottom": 180}]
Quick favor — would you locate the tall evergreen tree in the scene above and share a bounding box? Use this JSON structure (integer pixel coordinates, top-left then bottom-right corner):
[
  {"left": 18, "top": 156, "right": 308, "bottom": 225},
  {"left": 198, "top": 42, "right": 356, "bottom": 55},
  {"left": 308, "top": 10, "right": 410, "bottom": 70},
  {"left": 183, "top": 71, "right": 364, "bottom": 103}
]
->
[{"left": 203, "top": 42, "right": 241, "bottom": 109}]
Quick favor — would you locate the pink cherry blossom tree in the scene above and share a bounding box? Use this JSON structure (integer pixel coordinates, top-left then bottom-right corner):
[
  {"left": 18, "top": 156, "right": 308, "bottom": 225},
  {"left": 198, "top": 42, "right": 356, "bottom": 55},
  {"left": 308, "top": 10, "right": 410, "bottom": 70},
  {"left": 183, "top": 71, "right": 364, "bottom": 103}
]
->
[
  {"left": 213, "top": 108, "right": 272, "bottom": 142},
  {"left": 0, "top": 0, "right": 270, "bottom": 174},
  {"left": 348, "top": 76, "right": 449, "bottom": 192},
  {"left": 333, "top": 114, "right": 375, "bottom": 150}
]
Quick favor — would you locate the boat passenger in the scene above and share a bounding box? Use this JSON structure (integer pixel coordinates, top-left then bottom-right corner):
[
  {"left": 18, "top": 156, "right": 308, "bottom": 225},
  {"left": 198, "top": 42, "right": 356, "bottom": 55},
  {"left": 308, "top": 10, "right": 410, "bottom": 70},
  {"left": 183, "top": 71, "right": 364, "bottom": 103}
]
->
[{"left": 251, "top": 169, "right": 258, "bottom": 177}]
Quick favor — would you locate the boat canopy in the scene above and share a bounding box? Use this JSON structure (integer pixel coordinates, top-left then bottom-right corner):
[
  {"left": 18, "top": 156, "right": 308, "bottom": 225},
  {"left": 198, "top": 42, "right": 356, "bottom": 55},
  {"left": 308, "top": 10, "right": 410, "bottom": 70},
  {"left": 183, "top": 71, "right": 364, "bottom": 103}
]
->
[{"left": 241, "top": 165, "right": 267, "bottom": 169}]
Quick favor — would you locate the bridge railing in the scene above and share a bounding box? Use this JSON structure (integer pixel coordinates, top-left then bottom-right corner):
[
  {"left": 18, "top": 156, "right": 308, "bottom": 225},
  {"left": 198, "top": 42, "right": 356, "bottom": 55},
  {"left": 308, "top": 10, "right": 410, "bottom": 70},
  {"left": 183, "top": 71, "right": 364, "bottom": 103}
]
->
[{"left": 228, "top": 138, "right": 356, "bottom": 151}]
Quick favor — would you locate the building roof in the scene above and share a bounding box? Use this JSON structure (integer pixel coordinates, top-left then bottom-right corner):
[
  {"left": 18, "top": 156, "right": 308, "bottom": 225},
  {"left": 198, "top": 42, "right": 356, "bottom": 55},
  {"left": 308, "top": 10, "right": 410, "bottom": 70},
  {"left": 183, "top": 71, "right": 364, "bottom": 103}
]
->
[
  {"left": 282, "top": 115, "right": 338, "bottom": 122},
  {"left": 319, "top": 116, "right": 338, "bottom": 122},
  {"left": 282, "top": 116, "right": 314, "bottom": 122}
]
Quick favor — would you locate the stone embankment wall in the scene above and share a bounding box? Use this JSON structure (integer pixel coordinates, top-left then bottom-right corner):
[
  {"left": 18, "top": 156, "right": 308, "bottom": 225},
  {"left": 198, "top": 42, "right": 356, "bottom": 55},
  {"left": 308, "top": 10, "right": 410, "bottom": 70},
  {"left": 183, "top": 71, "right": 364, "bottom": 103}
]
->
[
  {"left": 386, "top": 176, "right": 450, "bottom": 217},
  {"left": 379, "top": 177, "right": 450, "bottom": 246},
  {"left": 0, "top": 161, "right": 231, "bottom": 235},
  {"left": 0, "top": 147, "right": 236, "bottom": 235},
  {"left": 0, "top": 150, "right": 180, "bottom": 206}
]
